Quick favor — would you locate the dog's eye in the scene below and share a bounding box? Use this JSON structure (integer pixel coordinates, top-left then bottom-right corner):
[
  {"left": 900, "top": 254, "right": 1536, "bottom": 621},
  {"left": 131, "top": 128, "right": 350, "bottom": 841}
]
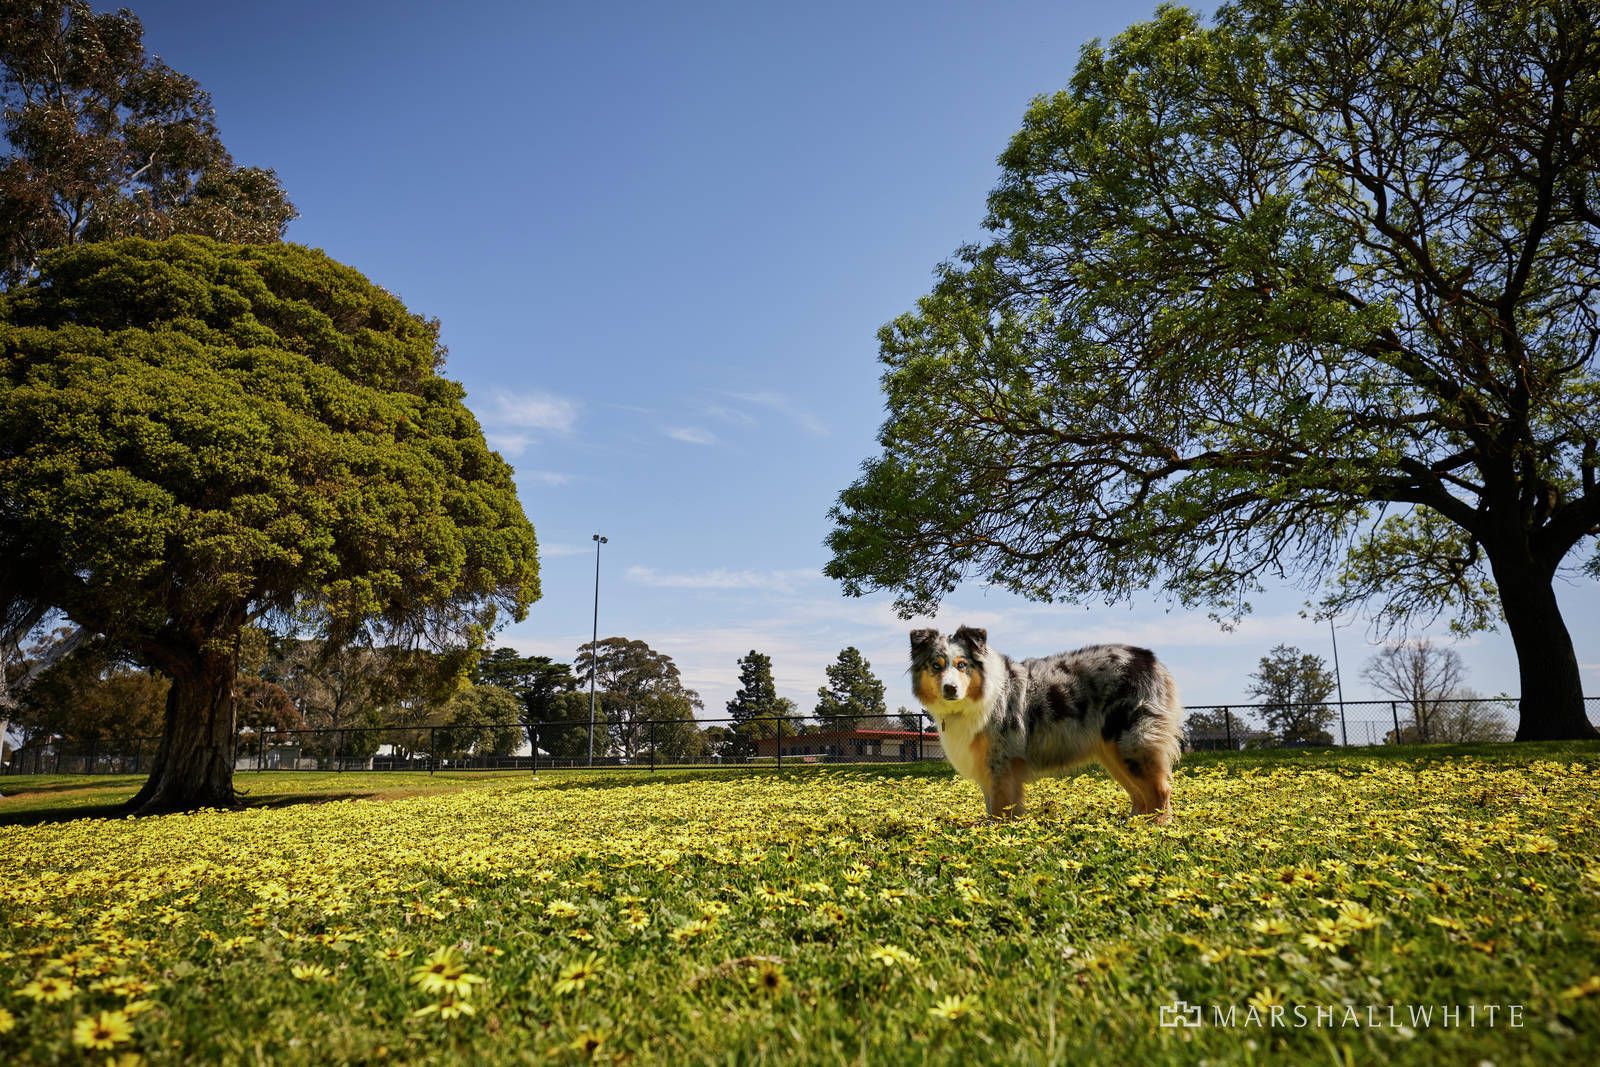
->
[
  {"left": 932, "top": 659, "right": 945, "bottom": 670},
  {"left": 955, "top": 660, "right": 968, "bottom": 671}
]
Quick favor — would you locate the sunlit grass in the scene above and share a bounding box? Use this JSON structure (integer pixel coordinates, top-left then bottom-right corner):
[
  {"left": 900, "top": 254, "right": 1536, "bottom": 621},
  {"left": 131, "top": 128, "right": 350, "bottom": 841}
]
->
[{"left": 2, "top": 746, "right": 1598, "bottom": 1064}]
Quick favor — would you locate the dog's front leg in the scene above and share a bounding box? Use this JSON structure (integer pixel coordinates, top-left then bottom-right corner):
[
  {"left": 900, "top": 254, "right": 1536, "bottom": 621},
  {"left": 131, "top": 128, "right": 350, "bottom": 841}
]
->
[{"left": 987, "top": 759, "right": 1026, "bottom": 820}]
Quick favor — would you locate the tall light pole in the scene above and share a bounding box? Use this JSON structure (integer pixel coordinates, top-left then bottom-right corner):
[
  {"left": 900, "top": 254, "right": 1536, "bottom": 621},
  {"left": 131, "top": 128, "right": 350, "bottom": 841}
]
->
[
  {"left": 1329, "top": 615, "right": 1348, "bottom": 746},
  {"left": 587, "top": 533, "right": 607, "bottom": 767}
]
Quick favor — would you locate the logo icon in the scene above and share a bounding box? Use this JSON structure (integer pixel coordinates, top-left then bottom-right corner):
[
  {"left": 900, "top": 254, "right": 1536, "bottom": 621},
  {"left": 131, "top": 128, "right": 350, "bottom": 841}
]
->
[{"left": 1159, "top": 1000, "right": 1204, "bottom": 1028}]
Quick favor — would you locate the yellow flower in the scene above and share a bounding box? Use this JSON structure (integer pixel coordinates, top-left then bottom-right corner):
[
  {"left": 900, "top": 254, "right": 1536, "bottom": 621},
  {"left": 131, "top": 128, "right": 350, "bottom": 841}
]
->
[
  {"left": 553, "top": 955, "right": 600, "bottom": 996},
  {"left": 0, "top": 1006, "right": 14, "bottom": 1034},
  {"left": 72, "top": 1009, "right": 134, "bottom": 1050},
  {"left": 1334, "top": 902, "right": 1382, "bottom": 932},
  {"left": 410, "top": 997, "right": 475, "bottom": 1020},
  {"left": 929, "top": 994, "right": 978, "bottom": 1021},
  {"left": 1247, "top": 987, "right": 1287, "bottom": 1012},
  {"left": 670, "top": 918, "right": 714, "bottom": 943},
  {"left": 290, "top": 962, "right": 333, "bottom": 982},
  {"left": 374, "top": 946, "right": 412, "bottom": 962},
  {"left": 1561, "top": 976, "right": 1600, "bottom": 999},
  {"left": 19, "top": 975, "right": 77, "bottom": 1002},
  {"left": 544, "top": 900, "right": 580, "bottom": 920},
  {"left": 750, "top": 960, "right": 787, "bottom": 995},
  {"left": 1299, "top": 920, "right": 1349, "bottom": 953},
  {"left": 89, "top": 976, "right": 155, "bottom": 998},
  {"left": 1248, "top": 917, "right": 1291, "bottom": 936},
  {"left": 565, "top": 1030, "right": 608, "bottom": 1058},
  {"left": 868, "top": 944, "right": 919, "bottom": 969},
  {"left": 408, "top": 947, "right": 484, "bottom": 998},
  {"left": 254, "top": 881, "right": 291, "bottom": 905}
]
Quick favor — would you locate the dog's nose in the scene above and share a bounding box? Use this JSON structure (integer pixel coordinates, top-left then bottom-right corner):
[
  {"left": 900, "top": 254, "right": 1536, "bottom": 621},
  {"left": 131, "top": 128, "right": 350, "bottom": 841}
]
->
[{"left": 942, "top": 683, "right": 959, "bottom": 699}]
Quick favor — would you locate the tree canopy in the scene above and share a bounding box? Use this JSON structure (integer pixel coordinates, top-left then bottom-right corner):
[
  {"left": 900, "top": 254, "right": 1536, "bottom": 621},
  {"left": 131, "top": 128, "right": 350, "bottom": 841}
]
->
[
  {"left": 0, "top": 236, "right": 540, "bottom": 808},
  {"left": 827, "top": 0, "right": 1599, "bottom": 739},
  {"left": 0, "top": 0, "right": 296, "bottom": 286}
]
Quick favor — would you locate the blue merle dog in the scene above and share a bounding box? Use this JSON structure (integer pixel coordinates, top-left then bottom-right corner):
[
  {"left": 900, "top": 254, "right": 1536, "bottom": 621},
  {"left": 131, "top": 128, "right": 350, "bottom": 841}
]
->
[{"left": 911, "top": 627, "right": 1183, "bottom": 821}]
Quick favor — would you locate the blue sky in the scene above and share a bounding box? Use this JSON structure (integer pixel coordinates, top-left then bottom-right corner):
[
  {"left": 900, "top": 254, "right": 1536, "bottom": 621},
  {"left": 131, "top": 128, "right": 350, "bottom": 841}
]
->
[{"left": 127, "top": 0, "right": 1597, "bottom": 729}]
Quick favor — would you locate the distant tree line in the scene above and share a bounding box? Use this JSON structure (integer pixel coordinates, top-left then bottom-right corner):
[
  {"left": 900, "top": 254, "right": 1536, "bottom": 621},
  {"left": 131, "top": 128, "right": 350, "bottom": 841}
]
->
[
  {"left": 1, "top": 629, "right": 920, "bottom": 770},
  {"left": 1185, "top": 641, "right": 1512, "bottom": 749}
]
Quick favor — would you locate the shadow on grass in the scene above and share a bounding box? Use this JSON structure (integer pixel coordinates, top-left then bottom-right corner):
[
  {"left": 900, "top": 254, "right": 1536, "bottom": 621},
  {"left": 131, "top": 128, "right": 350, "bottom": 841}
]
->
[{"left": 0, "top": 784, "right": 376, "bottom": 827}]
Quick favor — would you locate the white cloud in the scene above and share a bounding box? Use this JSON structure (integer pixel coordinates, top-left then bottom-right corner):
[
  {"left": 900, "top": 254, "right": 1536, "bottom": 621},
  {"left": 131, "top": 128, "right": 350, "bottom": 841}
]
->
[
  {"left": 486, "top": 431, "right": 533, "bottom": 457},
  {"left": 665, "top": 426, "right": 717, "bottom": 445},
  {"left": 518, "top": 470, "right": 572, "bottom": 487},
  {"left": 728, "top": 390, "right": 828, "bottom": 438},
  {"left": 626, "top": 566, "right": 816, "bottom": 593},
  {"left": 485, "top": 389, "right": 579, "bottom": 435},
  {"left": 702, "top": 403, "right": 756, "bottom": 427}
]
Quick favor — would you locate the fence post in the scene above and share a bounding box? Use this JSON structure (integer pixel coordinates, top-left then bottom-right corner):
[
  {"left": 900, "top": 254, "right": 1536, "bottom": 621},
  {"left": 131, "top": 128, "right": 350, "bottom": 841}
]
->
[
  {"left": 649, "top": 719, "right": 656, "bottom": 773},
  {"left": 776, "top": 717, "right": 783, "bottom": 773},
  {"left": 85, "top": 738, "right": 96, "bottom": 776},
  {"left": 429, "top": 726, "right": 436, "bottom": 774},
  {"left": 531, "top": 723, "right": 538, "bottom": 776},
  {"left": 1390, "top": 701, "right": 1401, "bottom": 743},
  {"left": 1223, "top": 707, "right": 1233, "bottom": 750}
]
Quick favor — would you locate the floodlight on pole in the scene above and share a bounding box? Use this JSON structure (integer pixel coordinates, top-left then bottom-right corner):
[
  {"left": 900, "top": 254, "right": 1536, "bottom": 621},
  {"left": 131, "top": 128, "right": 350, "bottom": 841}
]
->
[{"left": 587, "top": 534, "right": 607, "bottom": 767}]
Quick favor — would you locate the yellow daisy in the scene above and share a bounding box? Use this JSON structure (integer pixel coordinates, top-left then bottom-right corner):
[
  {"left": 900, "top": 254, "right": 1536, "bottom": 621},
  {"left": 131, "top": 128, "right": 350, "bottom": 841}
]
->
[{"left": 72, "top": 1009, "right": 133, "bottom": 1050}]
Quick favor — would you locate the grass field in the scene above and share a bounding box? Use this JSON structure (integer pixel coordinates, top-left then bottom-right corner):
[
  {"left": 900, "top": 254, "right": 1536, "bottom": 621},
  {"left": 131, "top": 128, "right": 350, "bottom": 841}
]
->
[{"left": 2, "top": 745, "right": 1599, "bottom": 1065}]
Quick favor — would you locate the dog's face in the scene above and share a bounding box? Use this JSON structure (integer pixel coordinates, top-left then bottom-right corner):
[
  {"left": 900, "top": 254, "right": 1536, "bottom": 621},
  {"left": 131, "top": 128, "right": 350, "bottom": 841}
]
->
[{"left": 910, "top": 626, "right": 989, "bottom": 712}]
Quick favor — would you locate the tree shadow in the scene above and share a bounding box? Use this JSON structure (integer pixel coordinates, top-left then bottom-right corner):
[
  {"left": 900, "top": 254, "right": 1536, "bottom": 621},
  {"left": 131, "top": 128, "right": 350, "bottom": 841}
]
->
[
  {"left": 0, "top": 789, "right": 374, "bottom": 827},
  {"left": 0, "top": 803, "right": 134, "bottom": 828}
]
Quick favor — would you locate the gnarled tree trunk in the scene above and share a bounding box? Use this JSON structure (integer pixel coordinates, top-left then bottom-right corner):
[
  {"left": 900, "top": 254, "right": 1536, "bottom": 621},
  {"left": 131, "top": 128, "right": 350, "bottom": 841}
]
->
[
  {"left": 1491, "top": 556, "right": 1597, "bottom": 741},
  {"left": 127, "top": 641, "right": 239, "bottom": 813}
]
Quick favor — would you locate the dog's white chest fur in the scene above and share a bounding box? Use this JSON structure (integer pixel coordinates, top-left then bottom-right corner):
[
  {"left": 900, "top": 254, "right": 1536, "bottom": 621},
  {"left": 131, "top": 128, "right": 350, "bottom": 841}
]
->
[{"left": 932, "top": 708, "right": 986, "bottom": 784}]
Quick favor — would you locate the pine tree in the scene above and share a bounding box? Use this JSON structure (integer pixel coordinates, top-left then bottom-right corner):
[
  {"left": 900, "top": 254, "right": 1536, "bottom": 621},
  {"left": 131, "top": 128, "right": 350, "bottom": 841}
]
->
[
  {"left": 814, "top": 647, "right": 886, "bottom": 733},
  {"left": 726, "top": 650, "right": 797, "bottom": 758}
]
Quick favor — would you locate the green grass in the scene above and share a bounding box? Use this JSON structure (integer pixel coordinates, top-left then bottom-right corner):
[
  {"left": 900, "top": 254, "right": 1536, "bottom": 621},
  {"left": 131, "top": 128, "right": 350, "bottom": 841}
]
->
[{"left": 2, "top": 745, "right": 1598, "bottom": 1064}]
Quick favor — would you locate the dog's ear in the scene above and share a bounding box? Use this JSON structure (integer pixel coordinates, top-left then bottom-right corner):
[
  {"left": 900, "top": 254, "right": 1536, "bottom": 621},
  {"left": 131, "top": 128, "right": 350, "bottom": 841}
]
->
[
  {"left": 909, "top": 628, "right": 938, "bottom": 654},
  {"left": 954, "top": 626, "right": 988, "bottom": 653}
]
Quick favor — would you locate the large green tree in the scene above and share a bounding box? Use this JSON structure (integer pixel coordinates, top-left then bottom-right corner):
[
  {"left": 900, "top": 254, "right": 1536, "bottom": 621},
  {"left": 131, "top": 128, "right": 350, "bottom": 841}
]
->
[
  {"left": 476, "top": 645, "right": 582, "bottom": 755},
  {"left": 0, "top": 0, "right": 296, "bottom": 287},
  {"left": 11, "top": 640, "right": 166, "bottom": 760},
  {"left": 574, "top": 637, "right": 702, "bottom": 759},
  {"left": 827, "top": 0, "right": 1600, "bottom": 740},
  {"left": 0, "top": 236, "right": 540, "bottom": 810},
  {"left": 1246, "top": 644, "right": 1337, "bottom": 745},
  {"left": 435, "top": 684, "right": 522, "bottom": 761}
]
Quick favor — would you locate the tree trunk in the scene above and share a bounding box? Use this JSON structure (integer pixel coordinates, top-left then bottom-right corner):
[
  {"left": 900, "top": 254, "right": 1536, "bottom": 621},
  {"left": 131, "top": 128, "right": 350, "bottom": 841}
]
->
[
  {"left": 127, "top": 645, "right": 239, "bottom": 813},
  {"left": 1492, "top": 561, "right": 1597, "bottom": 741}
]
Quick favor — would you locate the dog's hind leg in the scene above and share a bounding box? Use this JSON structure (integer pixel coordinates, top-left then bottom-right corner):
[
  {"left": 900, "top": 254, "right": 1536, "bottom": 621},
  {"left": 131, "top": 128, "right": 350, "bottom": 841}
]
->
[{"left": 1100, "top": 743, "right": 1170, "bottom": 824}]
